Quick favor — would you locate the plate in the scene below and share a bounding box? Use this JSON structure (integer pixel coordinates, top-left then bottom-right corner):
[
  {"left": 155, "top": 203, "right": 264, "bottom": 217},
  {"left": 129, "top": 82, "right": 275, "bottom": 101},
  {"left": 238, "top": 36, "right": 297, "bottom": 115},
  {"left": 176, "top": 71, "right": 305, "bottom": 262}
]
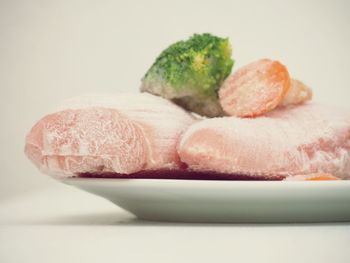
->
[{"left": 61, "top": 178, "right": 350, "bottom": 223}]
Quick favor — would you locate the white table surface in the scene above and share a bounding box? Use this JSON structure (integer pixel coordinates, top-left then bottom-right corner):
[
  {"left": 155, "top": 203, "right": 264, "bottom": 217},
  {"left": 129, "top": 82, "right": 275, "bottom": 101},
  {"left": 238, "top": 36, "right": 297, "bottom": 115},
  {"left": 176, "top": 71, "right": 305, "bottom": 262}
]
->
[{"left": 1, "top": 182, "right": 350, "bottom": 263}]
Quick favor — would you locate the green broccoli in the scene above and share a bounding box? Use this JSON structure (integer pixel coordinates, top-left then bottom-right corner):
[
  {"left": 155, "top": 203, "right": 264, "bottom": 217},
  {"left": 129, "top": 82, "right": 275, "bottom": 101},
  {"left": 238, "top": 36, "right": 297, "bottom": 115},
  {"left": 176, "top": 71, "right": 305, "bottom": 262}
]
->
[{"left": 140, "top": 33, "right": 234, "bottom": 117}]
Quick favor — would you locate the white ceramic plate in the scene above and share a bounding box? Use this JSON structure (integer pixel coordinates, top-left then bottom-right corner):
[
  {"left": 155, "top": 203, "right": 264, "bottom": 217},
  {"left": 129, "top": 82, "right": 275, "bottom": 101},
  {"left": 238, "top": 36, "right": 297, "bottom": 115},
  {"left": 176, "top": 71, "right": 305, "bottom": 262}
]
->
[{"left": 61, "top": 178, "right": 350, "bottom": 223}]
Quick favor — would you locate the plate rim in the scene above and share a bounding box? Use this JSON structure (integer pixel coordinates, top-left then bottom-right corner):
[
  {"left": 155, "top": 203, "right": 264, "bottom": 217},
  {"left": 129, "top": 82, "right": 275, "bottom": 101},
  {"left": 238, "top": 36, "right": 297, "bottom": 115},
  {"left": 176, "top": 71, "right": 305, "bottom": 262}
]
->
[{"left": 60, "top": 177, "right": 350, "bottom": 188}]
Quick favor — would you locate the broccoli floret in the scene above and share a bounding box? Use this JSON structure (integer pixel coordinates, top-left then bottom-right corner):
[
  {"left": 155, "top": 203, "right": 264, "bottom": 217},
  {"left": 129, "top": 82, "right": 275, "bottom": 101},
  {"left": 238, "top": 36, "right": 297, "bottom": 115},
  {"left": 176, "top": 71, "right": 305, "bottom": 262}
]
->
[{"left": 140, "top": 33, "right": 234, "bottom": 117}]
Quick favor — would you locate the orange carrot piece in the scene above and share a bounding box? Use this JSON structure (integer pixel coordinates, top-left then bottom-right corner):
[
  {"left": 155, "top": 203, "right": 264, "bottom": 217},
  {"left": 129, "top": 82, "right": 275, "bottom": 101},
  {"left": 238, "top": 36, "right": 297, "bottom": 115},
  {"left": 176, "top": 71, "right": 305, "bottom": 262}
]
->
[
  {"left": 304, "top": 174, "right": 340, "bottom": 181},
  {"left": 280, "top": 79, "right": 312, "bottom": 106},
  {"left": 219, "top": 59, "right": 290, "bottom": 117}
]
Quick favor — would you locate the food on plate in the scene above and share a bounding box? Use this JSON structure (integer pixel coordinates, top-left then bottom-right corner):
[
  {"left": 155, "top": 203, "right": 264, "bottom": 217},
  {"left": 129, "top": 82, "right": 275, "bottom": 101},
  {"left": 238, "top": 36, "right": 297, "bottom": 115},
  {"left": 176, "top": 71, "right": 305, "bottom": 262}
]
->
[
  {"left": 219, "top": 59, "right": 312, "bottom": 117},
  {"left": 25, "top": 93, "right": 195, "bottom": 178},
  {"left": 24, "top": 33, "right": 349, "bottom": 182},
  {"left": 177, "top": 103, "right": 350, "bottom": 180},
  {"left": 140, "top": 33, "right": 234, "bottom": 117}
]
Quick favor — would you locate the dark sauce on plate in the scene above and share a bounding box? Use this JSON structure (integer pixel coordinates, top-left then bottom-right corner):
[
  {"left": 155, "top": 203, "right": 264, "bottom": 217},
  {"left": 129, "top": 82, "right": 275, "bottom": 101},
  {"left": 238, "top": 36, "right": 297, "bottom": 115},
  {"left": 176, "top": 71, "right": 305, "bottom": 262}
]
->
[{"left": 78, "top": 169, "right": 284, "bottom": 181}]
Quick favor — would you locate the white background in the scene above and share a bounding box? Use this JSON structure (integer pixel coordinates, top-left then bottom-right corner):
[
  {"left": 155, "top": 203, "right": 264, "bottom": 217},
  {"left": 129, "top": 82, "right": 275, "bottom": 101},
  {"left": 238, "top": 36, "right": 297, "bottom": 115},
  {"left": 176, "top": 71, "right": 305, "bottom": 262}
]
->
[
  {"left": 1, "top": 1, "right": 350, "bottom": 262},
  {"left": 1, "top": 0, "right": 350, "bottom": 200}
]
